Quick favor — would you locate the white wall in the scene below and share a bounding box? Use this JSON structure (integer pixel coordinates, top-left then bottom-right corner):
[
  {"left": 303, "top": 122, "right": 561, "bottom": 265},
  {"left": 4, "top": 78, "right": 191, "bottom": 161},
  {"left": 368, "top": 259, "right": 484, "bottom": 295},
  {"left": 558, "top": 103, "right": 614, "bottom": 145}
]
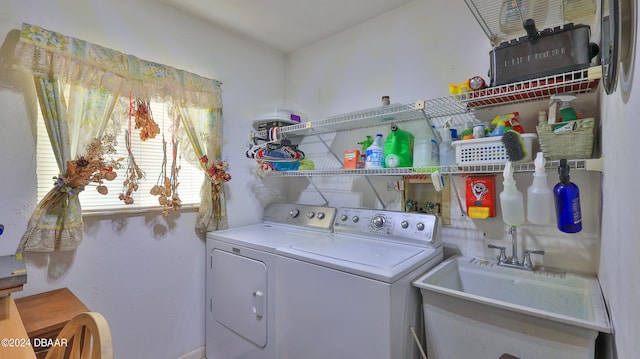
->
[
  {"left": 598, "top": 6, "right": 640, "bottom": 358},
  {"left": 0, "top": 0, "right": 286, "bottom": 358},
  {"left": 285, "top": 0, "right": 639, "bottom": 357},
  {"left": 286, "top": 0, "right": 603, "bottom": 274},
  {"left": 3, "top": 0, "right": 637, "bottom": 358}
]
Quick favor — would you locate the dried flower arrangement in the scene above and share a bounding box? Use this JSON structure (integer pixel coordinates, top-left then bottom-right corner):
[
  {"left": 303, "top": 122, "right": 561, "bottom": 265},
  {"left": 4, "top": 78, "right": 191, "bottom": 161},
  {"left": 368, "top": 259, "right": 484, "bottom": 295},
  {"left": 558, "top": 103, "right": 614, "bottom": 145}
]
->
[
  {"left": 133, "top": 99, "right": 160, "bottom": 141},
  {"left": 54, "top": 135, "right": 120, "bottom": 195},
  {"left": 201, "top": 155, "right": 231, "bottom": 198},
  {"left": 118, "top": 130, "right": 145, "bottom": 204},
  {"left": 150, "top": 138, "right": 182, "bottom": 216}
]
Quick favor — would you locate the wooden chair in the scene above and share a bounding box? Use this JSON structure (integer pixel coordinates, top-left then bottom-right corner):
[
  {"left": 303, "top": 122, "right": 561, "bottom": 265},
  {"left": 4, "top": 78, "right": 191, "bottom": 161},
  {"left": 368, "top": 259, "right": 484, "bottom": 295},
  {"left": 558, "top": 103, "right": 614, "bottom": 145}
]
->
[{"left": 44, "top": 312, "right": 113, "bottom": 359}]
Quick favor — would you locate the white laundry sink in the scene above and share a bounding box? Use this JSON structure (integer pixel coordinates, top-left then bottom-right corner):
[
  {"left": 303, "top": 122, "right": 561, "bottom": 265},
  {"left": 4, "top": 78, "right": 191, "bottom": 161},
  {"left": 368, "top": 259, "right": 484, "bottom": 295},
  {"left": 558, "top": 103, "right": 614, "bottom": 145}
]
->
[{"left": 412, "top": 255, "right": 611, "bottom": 359}]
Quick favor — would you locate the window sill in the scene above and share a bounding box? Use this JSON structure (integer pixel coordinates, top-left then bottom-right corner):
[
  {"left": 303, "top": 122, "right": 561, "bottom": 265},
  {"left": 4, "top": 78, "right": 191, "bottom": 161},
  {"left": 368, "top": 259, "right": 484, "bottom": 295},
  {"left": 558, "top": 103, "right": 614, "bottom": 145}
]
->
[{"left": 82, "top": 204, "right": 199, "bottom": 217}]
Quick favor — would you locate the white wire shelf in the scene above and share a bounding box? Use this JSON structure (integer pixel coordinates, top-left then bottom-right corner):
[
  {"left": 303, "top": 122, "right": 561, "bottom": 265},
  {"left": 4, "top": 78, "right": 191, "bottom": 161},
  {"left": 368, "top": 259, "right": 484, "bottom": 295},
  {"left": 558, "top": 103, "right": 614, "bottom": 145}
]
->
[
  {"left": 262, "top": 159, "right": 589, "bottom": 177},
  {"left": 463, "top": 0, "right": 598, "bottom": 46},
  {"left": 252, "top": 100, "right": 471, "bottom": 139},
  {"left": 459, "top": 67, "right": 601, "bottom": 109},
  {"left": 251, "top": 67, "right": 601, "bottom": 141}
]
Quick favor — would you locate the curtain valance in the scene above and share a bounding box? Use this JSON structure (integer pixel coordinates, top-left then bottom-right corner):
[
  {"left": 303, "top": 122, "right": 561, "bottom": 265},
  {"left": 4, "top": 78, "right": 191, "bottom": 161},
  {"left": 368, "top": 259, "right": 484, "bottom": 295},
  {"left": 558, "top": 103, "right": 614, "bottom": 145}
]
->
[{"left": 13, "top": 23, "right": 222, "bottom": 108}]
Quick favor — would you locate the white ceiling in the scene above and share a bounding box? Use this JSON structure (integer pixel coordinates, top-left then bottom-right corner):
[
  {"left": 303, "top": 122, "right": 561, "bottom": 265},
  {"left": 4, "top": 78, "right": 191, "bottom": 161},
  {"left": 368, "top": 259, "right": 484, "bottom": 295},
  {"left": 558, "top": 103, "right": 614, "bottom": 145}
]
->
[{"left": 157, "top": 0, "right": 416, "bottom": 53}]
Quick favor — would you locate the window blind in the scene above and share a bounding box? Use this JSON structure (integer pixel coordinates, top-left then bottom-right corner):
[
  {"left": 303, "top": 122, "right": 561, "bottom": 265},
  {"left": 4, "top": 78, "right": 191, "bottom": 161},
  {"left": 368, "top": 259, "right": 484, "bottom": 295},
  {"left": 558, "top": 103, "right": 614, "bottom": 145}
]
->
[{"left": 36, "top": 100, "right": 204, "bottom": 213}]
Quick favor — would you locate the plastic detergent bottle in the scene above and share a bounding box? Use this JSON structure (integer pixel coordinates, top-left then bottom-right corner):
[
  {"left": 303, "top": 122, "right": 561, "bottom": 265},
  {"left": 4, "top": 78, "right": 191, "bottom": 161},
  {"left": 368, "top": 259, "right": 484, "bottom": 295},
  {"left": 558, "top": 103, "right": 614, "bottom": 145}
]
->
[
  {"left": 357, "top": 136, "right": 374, "bottom": 168},
  {"left": 527, "top": 152, "right": 554, "bottom": 225},
  {"left": 499, "top": 161, "right": 525, "bottom": 226},
  {"left": 550, "top": 94, "right": 578, "bottom": 122},
  {"left": 549, "top": 94, "right": 579, "bottom": 133},
  {"left": 438, "top": 127, "right": 455, "bottom": 166},
  {"left": 554, "top": 159, "right": 582, "bottom": 233},
  {"left": 384, "top": 124, "right": 414, "bottom": 168},
  {"left": 365, "top": 134, "right": 385, "bottom": 169},
  {"left": 412, "top": 126, "right": 439, "bottom": 169}
]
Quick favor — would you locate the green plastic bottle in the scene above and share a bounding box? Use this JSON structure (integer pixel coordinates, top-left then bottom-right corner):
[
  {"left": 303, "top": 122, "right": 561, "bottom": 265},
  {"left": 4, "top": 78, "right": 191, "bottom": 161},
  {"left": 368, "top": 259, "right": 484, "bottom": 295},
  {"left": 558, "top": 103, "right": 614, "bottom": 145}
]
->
[{"left": 383, "top": 124, "right": 414, "bottom": 168}]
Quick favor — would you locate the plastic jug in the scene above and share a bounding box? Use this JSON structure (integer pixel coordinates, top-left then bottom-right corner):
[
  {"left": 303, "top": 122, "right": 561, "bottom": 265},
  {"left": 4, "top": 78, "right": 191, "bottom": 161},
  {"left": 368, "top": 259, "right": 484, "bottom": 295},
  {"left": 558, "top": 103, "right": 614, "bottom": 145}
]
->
[
  {"left": 499, "top": 162, "right": 525, "bottom": 226},
  {"left": 412, "top": 127, "right": 439, "bottom": 169},
  {"left": 527, "top": 152, "right": 554, "bottom": 225},
  {"left": 438, "top": 128, "right": 455, "bottom": 166},
  {"left": 365, "top": 134, "right": 385, "bottom": 169},
  {"left": 384, "top": 124, "right": 414, "bottom": 168}
]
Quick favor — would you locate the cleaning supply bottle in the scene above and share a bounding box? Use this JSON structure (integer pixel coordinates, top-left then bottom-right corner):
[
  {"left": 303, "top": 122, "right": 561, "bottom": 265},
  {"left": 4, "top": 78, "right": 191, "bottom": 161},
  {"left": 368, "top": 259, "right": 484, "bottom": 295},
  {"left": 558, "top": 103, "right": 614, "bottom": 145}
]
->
[
  {"left": 527, "top": 152, "right": 554, "bottom": 225},
  {"left": 549, "top": 94, "right": 578, "bottom": 122},
  {"left": 412, "top": 126, "right": 439, "bottom": 169},
  {"left": 499, "top": 161, "right": 525, "bottom": 226},
  {"left": 490, "top": 116, "right": 507, "bottom": 137},
  {"left": 507, "top": 112, "right": 524, "bottom": 134},
  {"left": 357, "top": 136, "right": 373, "bottom": 168},
  {"left": 549, "top": 94, "right": 579, "bottom": 133},
  {"left": 384, "top": 124, "right": 414, "bottom": 168},
  {"left": 365, "top": 134, "right": 385, "bottom": 169},
  {"left": 438, "top": 127, "right": 455, "bottom": 166},
  {"left": 554, "top": 159, "right": 582, "bottom": 233},
  {"left": 490, "top": 113, "right": 518, "bottom": 137}
]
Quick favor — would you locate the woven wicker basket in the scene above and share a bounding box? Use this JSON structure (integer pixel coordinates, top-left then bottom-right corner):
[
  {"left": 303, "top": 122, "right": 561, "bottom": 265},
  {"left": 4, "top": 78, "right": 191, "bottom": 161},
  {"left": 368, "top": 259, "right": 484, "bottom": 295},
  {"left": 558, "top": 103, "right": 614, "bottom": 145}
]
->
[{"left": 536, "top": 118, "right": 594, "bottom": 160}]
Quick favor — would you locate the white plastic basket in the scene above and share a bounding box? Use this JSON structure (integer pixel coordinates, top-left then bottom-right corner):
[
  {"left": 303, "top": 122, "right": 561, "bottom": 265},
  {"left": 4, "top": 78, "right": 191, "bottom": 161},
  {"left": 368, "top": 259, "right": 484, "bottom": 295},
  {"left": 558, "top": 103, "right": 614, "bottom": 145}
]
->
[{"left": 452, "top": 133, "right": 537, "bottom": 165}]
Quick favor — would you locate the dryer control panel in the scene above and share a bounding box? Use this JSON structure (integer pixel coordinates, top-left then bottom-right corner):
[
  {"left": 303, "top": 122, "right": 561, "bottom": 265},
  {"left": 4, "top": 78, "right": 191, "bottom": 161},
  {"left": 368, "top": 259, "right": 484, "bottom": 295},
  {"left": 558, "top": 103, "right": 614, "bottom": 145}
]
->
[
  {"left": 262, "top": 202, "right": 336, "bottom": 231},
  {"left": 334, "top": 208, "right": 441, "bottom": 248}
]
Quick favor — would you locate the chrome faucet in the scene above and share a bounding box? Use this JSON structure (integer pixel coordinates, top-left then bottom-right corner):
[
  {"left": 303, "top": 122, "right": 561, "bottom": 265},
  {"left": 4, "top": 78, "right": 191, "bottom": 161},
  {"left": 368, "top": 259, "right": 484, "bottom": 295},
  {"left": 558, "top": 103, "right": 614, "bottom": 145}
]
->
[{"left": 488, "top": 225, "right": 544, "bottom": 271}]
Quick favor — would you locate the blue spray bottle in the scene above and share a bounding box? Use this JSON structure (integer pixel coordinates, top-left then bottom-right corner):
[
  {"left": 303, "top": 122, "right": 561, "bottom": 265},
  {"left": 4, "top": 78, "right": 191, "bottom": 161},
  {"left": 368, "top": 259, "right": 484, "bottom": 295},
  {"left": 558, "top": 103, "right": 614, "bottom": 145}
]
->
[{"left": 554, "top": 159, "right": 582, "bottom": 233}]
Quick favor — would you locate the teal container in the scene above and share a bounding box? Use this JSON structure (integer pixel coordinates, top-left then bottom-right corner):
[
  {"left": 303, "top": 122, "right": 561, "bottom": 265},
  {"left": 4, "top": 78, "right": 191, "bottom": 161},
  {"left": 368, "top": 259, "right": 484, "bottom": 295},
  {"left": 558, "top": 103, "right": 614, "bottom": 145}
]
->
[{"left": 384, "top": 124, "right": 414, "bottom": 168}]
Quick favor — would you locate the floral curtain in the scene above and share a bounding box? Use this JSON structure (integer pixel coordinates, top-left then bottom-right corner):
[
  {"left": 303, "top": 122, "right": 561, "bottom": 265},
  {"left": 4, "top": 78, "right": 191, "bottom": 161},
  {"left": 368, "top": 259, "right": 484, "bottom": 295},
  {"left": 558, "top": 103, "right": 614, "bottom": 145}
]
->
[
  {"left": 13, "top": 23, "right": 225, "bottom": 252},
  {"left": 13, "top": 24, "right": 222, "bottom": 108},
  {"left": 16, "top": 78, "right": 119, "bottom": 252},
  {"left": 178, "top": 106, "right": 227, "bottom": 232}
]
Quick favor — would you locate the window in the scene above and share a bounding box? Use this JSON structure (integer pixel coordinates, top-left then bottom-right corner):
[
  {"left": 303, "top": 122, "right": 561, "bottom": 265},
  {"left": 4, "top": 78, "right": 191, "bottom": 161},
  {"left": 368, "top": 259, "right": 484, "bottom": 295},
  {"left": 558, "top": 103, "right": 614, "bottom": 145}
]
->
[{"left": 36, "top": 99, "right": 204, "bottom": 214}]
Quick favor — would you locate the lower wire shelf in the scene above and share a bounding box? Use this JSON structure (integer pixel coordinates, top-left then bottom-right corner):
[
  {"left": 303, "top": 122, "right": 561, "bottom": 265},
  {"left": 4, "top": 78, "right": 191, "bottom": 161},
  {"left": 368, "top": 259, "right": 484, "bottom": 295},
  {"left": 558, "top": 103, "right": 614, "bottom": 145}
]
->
[{"left": 261, "top": 159, "right": 592, "bottom": 177}]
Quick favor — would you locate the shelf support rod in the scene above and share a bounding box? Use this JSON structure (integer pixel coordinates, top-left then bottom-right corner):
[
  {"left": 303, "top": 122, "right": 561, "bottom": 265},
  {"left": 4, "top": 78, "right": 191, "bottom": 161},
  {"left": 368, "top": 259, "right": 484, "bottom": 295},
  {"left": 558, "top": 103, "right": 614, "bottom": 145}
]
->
[
  {"left": 305, "top": 175, "right": 330, "bottom": 206},
  {"left": 415, "top": 101, "right": 439, "bottom": 142},
  {"left": 448, "top": 174, "right": 466, "bottom": 217},
  {"left": 303, "top": 127, "right": 339, "bottom": 207},
  {"left": 463, "top": 0, "right": 495, "bottom": 45},
  {"left": 364, "top": 175, "right": 386, "bottom": 209},
  {"left": 309, "top": 127, "right": 344, "bottom": 165},
  {"left": 308, "top": 127, "right": 385, "bottom": 209}
]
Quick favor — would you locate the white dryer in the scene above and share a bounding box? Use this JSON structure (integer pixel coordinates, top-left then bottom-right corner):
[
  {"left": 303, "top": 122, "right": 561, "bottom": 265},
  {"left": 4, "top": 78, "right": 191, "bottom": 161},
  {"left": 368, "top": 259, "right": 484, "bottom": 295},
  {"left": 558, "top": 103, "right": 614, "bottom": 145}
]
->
[
  {"left": 205, "top": 202, "right": 336, "bottom": 359},
  {"left": 275, "top": 207, "right": 443, "bottom": 359}
]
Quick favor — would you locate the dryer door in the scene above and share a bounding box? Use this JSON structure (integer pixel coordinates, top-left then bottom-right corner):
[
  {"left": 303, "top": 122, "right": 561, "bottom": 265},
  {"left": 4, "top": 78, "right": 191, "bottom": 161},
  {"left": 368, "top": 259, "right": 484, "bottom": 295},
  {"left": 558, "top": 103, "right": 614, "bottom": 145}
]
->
[{"left": 211, "top": 249, "right": 268, "bottom": 347}]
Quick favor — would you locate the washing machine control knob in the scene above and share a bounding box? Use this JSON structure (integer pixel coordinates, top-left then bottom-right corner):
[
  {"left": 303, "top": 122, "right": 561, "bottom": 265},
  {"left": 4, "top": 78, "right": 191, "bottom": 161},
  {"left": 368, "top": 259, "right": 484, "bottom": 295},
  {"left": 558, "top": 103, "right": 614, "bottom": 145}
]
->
[
  {"left": 340, "top": 215, "right": 348, "bottom": 221},
  {"left": 401, "top": 220, "right": 409, "bottom": 229},
  {"left": 352, "top": 216, "right": 359, "bottom": 223},
  {"left": 317, "top": 212, "right": 325, "bottom": 219},
  {"left": 289, "top": 209, "right": 300, "bottom": 218},
  {"left": 416, "top": 222, "right": 425, "bottom": 231},
  {"left": 306, "top": 211, "right": 315, "bottom": 219},
  {"left": 372, "top": 215, "right": 385, "bottom": 228}
]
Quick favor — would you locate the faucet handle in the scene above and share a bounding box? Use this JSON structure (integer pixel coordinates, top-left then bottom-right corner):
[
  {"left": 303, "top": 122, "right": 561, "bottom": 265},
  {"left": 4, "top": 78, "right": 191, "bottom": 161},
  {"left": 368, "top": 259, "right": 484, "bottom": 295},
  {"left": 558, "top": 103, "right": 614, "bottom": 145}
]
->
[
  {"left": 488, "top": 244, "right": 507, "bottom": 264},
  {"left": 523, "top": 250, "right": 545, "bottom": 270}
]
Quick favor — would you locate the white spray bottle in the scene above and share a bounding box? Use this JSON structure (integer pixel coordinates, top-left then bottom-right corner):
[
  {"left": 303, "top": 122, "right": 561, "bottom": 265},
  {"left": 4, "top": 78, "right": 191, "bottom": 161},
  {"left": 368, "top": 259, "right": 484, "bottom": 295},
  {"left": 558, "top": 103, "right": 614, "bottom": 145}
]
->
[
  {"left": 499, "top": 161, "right": 525, "bottom": 226},
  {"left": 527, "top": 152, "right": 554, "bottom": 225},
  {"left": 548, "top": 93, "right": 578, "bottom": 123}
]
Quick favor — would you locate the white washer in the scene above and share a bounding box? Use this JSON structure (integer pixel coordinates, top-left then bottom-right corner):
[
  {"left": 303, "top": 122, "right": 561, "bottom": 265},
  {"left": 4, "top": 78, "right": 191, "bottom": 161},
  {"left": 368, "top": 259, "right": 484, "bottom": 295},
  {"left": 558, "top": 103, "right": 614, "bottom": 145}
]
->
[
  {"left": 275, "top": 207, "right": 443, "bottom": 359},
  {"left": 205, "top": 203, "right": 336, "bottom": 359}
]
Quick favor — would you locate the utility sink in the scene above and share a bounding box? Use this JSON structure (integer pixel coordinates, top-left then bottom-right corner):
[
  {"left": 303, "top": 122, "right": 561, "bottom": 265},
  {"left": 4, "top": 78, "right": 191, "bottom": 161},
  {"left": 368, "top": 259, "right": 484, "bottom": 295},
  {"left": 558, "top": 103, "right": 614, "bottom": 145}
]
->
[{"left": 412, "top": 255, "right": 611, "bottom": 359}]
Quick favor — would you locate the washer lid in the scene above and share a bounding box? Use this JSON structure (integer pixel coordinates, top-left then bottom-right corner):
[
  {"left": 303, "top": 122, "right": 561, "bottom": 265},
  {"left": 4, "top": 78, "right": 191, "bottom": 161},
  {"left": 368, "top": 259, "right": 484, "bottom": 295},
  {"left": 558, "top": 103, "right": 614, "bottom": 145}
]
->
[
  {"left": 289, "top": 236, "right": 422, "bottom": 268},
  {"left": 278, "top": 235, "right": 443, "bottom": 282}
]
